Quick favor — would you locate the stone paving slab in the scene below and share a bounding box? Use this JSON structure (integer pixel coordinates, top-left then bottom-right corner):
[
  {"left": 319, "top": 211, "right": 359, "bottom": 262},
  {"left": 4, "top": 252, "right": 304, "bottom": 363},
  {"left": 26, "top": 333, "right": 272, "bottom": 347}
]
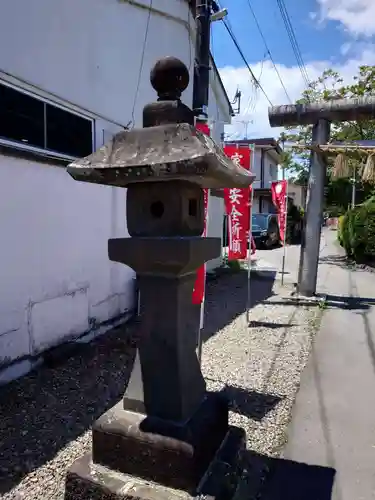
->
[{"left": 283, "top": 230, "right": 375, "bottom": 500}]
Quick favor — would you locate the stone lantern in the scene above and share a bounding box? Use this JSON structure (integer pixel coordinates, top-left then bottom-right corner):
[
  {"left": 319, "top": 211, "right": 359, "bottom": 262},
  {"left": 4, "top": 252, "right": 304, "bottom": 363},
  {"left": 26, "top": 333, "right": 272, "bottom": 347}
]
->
[{"left": 64, "top": 57, "right": 255, "bottom": 500}]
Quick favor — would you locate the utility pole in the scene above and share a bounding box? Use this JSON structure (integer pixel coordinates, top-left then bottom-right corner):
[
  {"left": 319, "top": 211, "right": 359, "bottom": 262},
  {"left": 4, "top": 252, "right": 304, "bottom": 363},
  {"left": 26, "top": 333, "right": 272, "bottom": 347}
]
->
[
  {"left": 193, "top": 0, "right": 210, "bottom": 122},
  {"left": 238, "top": 120, "right": 250, "bottom": 139},
  {"left": 269, "top": 96, "right": 375, "bottom": 296},
  {"left": 192, "top": 1, "right": 227, "bottom": 123}
]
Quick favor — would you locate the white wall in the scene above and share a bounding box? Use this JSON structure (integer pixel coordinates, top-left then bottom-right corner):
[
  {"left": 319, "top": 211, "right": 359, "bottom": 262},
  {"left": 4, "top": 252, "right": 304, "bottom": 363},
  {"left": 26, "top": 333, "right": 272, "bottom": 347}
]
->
[
  {"left": 252, "top": 149, "right": 262, "bottom": 189},
  {"left": 263, "top": 151, "right": 279, "bottom": 188},
  {"left": 0, "top": 156, "right": 133, "bottom": 366},
  {"left": 0, "top": 0, "right": 194, "bottom": 129},
  {"left": 252, "top": 197, "right": 261, "bottom": 213},
  {"left": 252, "top": 149, "right": 279, "bottom": 189},
  {"left": 252, "top": 148, "right": 279, "bottom": 213},
  {"left": 206, "top": 195, "right": 224, "bottom": 271},
  {"left": 288, "top": 184, "right": 306, "bottom": 208},
  {"left": 206, "top": 67, "right": 229, "bottom": 270},
  {"left": 0, "top": 0, "right": 231, "bottom": 376}
]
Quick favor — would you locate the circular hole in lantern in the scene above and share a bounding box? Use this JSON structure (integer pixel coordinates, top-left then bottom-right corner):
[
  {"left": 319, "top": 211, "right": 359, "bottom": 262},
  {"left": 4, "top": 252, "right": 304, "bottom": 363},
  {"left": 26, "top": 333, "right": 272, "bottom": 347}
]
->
[
  {"left": 188, "top": 198, "right": 197, "bottom": 217},
  {"left": 150, "top": 200, "right": 164, "bottom": 218}
]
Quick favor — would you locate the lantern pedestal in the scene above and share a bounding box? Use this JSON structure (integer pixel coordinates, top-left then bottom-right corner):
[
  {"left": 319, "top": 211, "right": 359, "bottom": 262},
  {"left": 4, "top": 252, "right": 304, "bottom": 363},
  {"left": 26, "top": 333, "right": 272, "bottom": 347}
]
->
[
  {"left": 108, "top": 236, "right": 220, "bottom": 420},
  {"left": 65, "top": 234, "right": 247, "bottom": 499},
  {"left": 65, "top": 425, "right": 245, "bottom": 500},
  {"left": 65, "top": 235, "right": 247, "bottom": 499}
]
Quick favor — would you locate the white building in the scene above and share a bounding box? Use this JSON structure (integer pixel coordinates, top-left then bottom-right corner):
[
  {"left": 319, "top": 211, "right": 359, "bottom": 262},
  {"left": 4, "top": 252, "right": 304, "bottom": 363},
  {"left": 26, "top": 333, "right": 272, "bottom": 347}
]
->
[
  {"left": 224, "top": 138, "right": 281, "bottom": 213},
  {"left": 288, "top": 183, "right": 307, "bottom": 210},
  {"left": 0, "top": 0, "right": 233, "bottom": 382}
]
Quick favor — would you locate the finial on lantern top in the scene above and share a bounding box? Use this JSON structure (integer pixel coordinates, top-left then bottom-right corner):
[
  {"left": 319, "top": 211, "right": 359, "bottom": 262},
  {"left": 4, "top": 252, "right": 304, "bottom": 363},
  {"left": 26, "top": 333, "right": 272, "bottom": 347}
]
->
[
  {"left": 67, "top": 54, "right": 255, "bottom": 191},
  {"left": 150, "top": 56, "right": 190, "bottom": 101}
]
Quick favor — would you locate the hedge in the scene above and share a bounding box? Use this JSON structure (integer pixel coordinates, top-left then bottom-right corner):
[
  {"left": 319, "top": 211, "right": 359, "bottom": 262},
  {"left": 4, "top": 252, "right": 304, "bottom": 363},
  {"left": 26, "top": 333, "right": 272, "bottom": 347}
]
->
[
  {"left": 340, "top": 200, "right": 375, "bottom": 262},
  {"left": 337, "top": 215, "right": 345, "bottom": 246}
]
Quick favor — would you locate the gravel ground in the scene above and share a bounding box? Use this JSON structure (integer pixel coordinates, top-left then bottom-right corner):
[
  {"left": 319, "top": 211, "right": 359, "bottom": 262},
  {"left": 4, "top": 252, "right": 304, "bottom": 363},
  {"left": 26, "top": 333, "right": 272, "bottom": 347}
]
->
[{"left": 0, "top": 270, "right": 320, "bottom": 500}]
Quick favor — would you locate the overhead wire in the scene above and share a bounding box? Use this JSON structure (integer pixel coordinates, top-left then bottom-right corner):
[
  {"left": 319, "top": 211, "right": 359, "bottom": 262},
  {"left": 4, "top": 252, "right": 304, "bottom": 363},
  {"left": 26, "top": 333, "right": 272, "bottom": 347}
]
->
[
  {"left": 276, "top": 0, "right": 310, "bottom": 88},
  {"left": 225, "top": 52, "right": 269, "bottom": 141},
  {"left": 222, "top": 18, "right": 273, "bottom": 107},
  {"left": 243, "top": 51, "right": 268, "bottom": 116},
  {"left": 257, "top": 53, "right": 266, "bottom": 84},
  {"left": 187, "top": 3, "right": 193, "bottom": 71},
  {"left": 131, "top": 0, "right": 153, "bottom": 127},
  {"left": 245, "top": 0, "right": 292, "bottom": 104}
]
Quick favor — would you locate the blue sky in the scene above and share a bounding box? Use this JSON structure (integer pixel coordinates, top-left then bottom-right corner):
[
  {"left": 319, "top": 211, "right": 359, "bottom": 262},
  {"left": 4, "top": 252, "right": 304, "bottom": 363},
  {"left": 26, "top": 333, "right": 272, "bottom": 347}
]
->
[
  {"left": 214, "top": 0, "right": 375, "bottom": 139},
  {"left": 213, "top": 0, "right": 348, "bottom": 67}
]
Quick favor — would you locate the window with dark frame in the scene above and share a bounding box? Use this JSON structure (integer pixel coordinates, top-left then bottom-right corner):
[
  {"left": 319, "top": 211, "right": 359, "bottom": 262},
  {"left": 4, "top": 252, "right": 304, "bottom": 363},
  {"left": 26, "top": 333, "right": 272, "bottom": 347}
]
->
[
  {"left": 0, "top": 83, "right": 45, "bottom": 149},
  {"left": 46, "top": 104, "right": 93, "bottom": 158},
  {"left": 0, "top": 82, "right": 93, "bottom": 158}
]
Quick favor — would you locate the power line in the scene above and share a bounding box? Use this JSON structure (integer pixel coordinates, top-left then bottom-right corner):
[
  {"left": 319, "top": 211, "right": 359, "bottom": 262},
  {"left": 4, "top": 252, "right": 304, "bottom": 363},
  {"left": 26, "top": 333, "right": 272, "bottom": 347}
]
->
[
  {"left": 131, "top": 0, "right": 153, "bottom": 127},
  {"left": 245, "top": 0, "right": 292, "bottom": 104},
  {"left": 277, "top": 0, "right": 309, "bottom": 85},
  {"left": 243, "top": 52, "right": 267, "bottom": 116},
  {"left": 276, "top": 0, "right": 310, "bottom": 88},
  {"left": 222, "top": 19, "right": 273, "bottom": 106}
]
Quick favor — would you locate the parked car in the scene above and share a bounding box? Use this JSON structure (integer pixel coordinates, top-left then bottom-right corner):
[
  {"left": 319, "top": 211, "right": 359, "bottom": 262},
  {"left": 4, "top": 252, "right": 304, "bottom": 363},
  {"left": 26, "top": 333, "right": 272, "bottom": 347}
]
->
[{"left": 249, "top": 213, "right": 280, "bottom": 248}]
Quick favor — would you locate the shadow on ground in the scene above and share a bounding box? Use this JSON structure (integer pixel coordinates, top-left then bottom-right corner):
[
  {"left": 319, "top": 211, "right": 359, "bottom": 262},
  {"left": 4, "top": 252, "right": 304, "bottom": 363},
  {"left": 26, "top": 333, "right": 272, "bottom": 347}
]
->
[
  {"left": 267, "top": 294, "right": 375, "bottom": 312},
  {"left": 201, "top": 269, "right": 275, "bottom": 344},
  {"left": 237, "top": 450, "right": 336, "bottom": 500},
  {"left": 249, "top": 320, "right": 295, "bottom": 329},
  {"left": 220, "top": 385, "right": 282, "bottom": 422},
  {"left": 319, "top": 253, "right": 375, "bottom": 273},
  {"left": 0, "top": 321, "right": 137, "bottom": 494},
  {"left": 319, "top": 254, "right": 349, "bottom": 268},
  {"left": 0, "top": 268, "right": 275, "bottom": 495}
]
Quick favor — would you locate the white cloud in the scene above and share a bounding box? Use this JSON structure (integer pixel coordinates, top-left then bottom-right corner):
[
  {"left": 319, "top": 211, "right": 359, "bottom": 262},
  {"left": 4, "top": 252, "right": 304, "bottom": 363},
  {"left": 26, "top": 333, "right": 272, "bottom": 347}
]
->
[
  {"left": 316, "top": 0, "right": 375, "bottom": 37},
  {"left": 219, "top": 46, "right": 375, "bottom": 141},
  {"left": 340, "top": 42, "right": 352, "bottom": 56}
]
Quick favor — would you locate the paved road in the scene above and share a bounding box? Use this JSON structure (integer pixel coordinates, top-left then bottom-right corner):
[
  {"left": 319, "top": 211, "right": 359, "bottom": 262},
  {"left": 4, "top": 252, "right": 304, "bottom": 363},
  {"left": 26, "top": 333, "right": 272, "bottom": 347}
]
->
[
  {"left": 251, "top": 233, "right": 327, "bottom": 285},
  {"left": 283, "top": 230, "right": 375, "bottom": 500}
]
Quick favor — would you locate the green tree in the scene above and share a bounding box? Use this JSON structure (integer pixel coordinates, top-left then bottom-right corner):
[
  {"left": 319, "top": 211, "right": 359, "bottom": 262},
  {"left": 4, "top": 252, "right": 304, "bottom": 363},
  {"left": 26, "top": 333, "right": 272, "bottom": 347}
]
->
[
  {"left": 278, "top": 132, "right": 307, "bottom": 180},
  {"left": 280, "top": 66, "right": 375, "bottom": 181}
]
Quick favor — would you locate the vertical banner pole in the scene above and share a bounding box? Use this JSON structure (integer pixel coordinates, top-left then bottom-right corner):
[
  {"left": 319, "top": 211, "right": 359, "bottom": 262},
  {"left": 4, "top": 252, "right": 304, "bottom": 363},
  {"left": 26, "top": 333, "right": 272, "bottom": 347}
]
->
[
  {"left": 223, "top": 215, "right": 228, "bottom": 264},
  {"left": 246, "top": 144, "right": 255, "bottom": 325},
  {"left": 221, "top": 136, "right": 228, "bottom": 266},
  {"left": 194, "top": 121, "right": 211, "bottom": 366},
  {"left": 281, "top": 180, "right": 289, "bottom": 286},
  {"left": 197, "top": 188, "right": 209, "bottom": 366}
]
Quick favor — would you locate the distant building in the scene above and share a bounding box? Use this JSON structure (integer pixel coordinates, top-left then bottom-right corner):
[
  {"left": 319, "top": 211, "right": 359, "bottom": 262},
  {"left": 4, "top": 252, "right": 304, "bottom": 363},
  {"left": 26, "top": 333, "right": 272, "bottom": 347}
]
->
[{"left": 288, "top": 183, "right": 307, "bottom": 209}]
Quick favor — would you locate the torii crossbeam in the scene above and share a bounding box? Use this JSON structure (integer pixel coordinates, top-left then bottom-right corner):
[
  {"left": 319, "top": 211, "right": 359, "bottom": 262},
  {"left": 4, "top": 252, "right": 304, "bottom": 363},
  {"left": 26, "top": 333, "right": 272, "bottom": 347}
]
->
[{"left": 268, "top": 96, "right": 375, "bottom": 296}]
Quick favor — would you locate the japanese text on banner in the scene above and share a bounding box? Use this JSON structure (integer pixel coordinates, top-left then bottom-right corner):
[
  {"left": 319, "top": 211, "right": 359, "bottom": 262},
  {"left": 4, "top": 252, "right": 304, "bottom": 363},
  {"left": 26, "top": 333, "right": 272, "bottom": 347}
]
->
[
  {"left": 223, "top": 146, "right": 252, "bottom": 261},
  {"left": 271, "top": 180, "right": 287, "bottom": 245}
]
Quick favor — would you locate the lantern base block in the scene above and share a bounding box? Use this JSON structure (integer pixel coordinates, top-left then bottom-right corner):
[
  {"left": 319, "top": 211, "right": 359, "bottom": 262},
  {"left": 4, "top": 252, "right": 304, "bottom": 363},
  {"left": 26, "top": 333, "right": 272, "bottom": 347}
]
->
[
  {"left": 64, "top": 393, "right": 246, "bottom": 499},
  {"left": 94, "top": 392, "right": 227, "bottom": 491},
  {"left": 65, "top": 425, "right": 245, "bottom": 500}
]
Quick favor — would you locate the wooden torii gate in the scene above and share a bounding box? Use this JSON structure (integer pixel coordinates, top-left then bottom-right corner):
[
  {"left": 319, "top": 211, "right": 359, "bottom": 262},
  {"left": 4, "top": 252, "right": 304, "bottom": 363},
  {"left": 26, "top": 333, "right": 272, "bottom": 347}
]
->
[{"left": 268, "top": 96, "right": 375, "bottom": 296}]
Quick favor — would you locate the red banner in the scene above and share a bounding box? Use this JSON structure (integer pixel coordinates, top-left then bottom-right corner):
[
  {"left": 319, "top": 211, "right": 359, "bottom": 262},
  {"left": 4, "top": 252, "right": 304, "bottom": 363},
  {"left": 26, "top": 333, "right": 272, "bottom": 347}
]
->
[
  {"left": 192, "top": 122, "right": 210, "bottom": 305},
  {"left": 223, "top": 146, "right": 252, "bottom": 260},
  {"left": 271, "top": 180, "right": 287, "bottom": 244}
]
